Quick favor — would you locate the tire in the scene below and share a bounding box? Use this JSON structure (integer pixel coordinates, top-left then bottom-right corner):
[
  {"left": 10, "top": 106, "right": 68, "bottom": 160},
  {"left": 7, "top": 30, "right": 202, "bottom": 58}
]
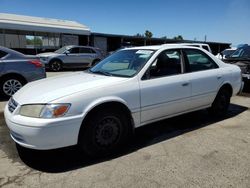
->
[
  {"left": 209, "top": 88, "right": 231, "bottom": 117},
  {"left": 49, "top": 59, "right": 63, "bottom": 71},
  {"left": 78, "top": 108, "right": 130, "bottom": 157},
  {"left": 0, "top": 76, "right": 25, "bottom": 98}
]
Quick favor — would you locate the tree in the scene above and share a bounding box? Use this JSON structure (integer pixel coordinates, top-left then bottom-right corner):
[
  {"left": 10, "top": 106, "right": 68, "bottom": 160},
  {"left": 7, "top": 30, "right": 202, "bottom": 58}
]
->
[
  {"left": 135, "top": 33, "right": 144, "bottom": 37},
  {"left": 173, "top": 35, "right": 184, "bottom": 40},
  {"left": 145, "top": 30, "right": 153, "bottom": 38}
]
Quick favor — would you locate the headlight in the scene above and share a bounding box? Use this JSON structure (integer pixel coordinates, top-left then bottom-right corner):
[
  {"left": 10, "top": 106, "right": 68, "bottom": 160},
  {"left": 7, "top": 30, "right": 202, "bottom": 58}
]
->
[{"left": 19, "top": 104, "right": 71, "bottom": 118}]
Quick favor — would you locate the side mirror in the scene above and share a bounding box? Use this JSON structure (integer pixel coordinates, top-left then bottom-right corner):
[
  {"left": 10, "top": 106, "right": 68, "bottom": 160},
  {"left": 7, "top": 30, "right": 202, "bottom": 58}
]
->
[
  {"left": 225, "top": 54, "right": 230, "bottom": 59},
  {"left": 65, "top": 50, "right": 70, "bottom": 55}
]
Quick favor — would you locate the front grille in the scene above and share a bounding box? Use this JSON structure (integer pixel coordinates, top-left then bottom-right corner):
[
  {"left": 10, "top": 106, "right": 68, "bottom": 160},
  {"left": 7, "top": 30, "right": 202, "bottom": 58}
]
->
[{"left": 8, "top": 97, "right": 18, "bottom": 113}]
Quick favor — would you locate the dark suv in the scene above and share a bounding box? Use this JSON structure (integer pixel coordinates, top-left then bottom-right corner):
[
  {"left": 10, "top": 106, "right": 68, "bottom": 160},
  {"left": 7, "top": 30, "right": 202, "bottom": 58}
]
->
[{"left": 223, "top": 46, "right": 250, "bottom": 87}]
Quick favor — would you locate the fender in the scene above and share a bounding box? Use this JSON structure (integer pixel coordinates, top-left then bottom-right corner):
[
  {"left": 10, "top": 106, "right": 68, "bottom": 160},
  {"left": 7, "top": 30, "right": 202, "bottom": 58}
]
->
[{"left": 82, "top": 96, "right": 129, "bottom": 119}]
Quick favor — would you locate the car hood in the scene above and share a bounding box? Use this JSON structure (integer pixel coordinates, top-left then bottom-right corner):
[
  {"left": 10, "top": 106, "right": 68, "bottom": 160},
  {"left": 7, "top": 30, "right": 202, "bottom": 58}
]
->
[
  {"left": 37, "top": 52, "right": 59, "bottom": 57},
  {"left": 13, "top": 72, "right": 127, "bottom": 105}
]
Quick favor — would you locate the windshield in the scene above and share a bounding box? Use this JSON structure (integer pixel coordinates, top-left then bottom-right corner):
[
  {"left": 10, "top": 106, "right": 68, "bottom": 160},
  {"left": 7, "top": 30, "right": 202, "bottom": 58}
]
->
[
  {"left": 222, "top": 49, "right": 236, "bottom": 56},
  {"left": 89, "top": 49, "right": 154, "bottom": 77},
  {"left": 54, "top": 46, "right": 70, "bottom": 54},
  {"left": 230, "top": 47, "right": 250, "bottom": 58}
]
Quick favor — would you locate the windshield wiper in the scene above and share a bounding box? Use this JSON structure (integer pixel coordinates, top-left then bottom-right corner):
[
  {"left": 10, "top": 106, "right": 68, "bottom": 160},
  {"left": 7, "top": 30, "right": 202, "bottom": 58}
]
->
[{"left": 89, "top": 70, "right": 112, "bottom": 76}]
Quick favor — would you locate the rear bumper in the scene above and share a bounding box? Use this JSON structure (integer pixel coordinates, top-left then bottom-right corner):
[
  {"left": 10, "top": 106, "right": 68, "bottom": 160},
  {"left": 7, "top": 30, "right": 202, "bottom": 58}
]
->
[{"left": 25, "top": 68, "right": 46, "bottom": 82}]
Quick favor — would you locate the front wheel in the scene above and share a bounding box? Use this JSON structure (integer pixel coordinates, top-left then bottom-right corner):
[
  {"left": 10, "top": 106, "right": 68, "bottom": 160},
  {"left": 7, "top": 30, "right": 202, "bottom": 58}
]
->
[
  {"left": 78, "top": 108, "right": 130, "bottom": 157},
  {"left": 208, "top": 88, "right": 231, "bottom": 117}
]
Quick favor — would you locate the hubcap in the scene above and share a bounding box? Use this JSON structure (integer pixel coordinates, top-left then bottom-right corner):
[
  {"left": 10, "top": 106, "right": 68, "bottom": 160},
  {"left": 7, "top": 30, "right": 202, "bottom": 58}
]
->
[
  {"left": 51, "top": 61, "right": 61, "bottom": 71},
  {"left": 95, "top": 116, "right": 121, "bottom": 147},
  {"left": 3, "top": 79, "right": 22, "bottom": 96}
]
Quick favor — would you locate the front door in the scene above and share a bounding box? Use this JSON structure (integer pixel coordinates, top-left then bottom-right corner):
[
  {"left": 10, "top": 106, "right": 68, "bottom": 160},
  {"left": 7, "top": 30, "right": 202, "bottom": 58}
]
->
[{"left": 140, "top": 49, "right": 191, "bottom": 124}]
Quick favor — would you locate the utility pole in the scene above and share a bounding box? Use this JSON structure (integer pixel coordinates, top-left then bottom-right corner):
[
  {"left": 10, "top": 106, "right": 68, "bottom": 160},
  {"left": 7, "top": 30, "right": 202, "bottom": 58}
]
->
[{"left": 204, "top": 35, "right": 207, "bottom": 42}]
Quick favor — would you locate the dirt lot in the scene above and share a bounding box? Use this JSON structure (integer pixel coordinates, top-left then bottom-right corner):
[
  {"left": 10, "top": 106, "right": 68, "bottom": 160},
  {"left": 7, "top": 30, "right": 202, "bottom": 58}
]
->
[{"left": 0, "top": 72, "right": 249, "bottom": 187}]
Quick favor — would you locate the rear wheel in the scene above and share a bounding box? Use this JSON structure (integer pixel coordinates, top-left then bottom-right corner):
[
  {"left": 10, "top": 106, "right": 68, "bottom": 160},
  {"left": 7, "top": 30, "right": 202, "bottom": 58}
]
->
[
  {"left": 209, "top": 88, "right": 231, "bottom": 117},
  {"left": 79, "top": 108, "right": 130, "bottom": 157},
  {"left": 0, "top": 76, "right": 25, "bottom": 98},
  {"left": 49, "top": 60, "right": 62, "bottom": 71}
]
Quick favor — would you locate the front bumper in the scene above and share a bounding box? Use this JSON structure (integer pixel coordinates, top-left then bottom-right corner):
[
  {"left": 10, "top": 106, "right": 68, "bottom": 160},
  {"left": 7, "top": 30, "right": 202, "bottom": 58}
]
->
[{"left": 4, "top": 104, "right": 83, "bottom": 150}]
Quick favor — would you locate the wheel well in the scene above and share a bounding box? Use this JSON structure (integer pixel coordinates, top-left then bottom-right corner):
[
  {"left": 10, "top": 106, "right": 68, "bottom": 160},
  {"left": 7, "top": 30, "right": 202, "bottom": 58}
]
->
[
  {"left": 78, "top": 101, "right": 134, "bottom": 142},
  {"left": 219, "top": 83, "right": 233, "bottom": 97},
  {"left": 0, "top": 73, "right": 27, "bottom": 84},
  {"left": 49, "top": 58, "right": 63, "bottom": 65}
]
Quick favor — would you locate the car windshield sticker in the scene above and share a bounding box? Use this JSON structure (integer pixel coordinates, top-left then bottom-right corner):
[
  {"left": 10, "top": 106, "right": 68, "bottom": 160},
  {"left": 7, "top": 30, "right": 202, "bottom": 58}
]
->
[{"left": 136, "top": 50, "right": 154, "bottom": 55}]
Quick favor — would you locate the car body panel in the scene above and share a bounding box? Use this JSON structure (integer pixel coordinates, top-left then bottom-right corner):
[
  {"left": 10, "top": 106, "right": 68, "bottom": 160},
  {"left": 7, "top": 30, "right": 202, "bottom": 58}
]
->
[{"left": 140, "top": 73, "right": 191, "bottom": 123}]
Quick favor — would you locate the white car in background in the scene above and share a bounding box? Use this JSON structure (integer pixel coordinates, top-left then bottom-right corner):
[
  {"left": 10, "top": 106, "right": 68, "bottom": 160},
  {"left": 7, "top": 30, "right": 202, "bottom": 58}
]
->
[
  {"left": 216, "top": 47, "right": 237, "bottom": 60},
  {"left": 178, "top": 43, "right": 212, "bottom": 53},
  {"left": 4, "top": 44, "right": 242, "bottom": 157}
]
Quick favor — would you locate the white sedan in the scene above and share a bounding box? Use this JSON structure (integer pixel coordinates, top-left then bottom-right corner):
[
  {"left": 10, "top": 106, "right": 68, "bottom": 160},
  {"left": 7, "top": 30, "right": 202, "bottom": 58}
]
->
[{"left": 4, "top": 44, "right": 243, "bottom": 156}]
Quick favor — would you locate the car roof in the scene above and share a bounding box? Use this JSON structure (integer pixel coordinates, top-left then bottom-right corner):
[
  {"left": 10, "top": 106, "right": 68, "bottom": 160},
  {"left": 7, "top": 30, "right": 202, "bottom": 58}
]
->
[
  {"left": 121, "top": 44, "right": 204, "bottom": 51},
  {"left": 65, "top": 45, "right": 97, "bottom": 49},
  {"left": 178, "top": 43, "right": 209, "bottom": 46}
]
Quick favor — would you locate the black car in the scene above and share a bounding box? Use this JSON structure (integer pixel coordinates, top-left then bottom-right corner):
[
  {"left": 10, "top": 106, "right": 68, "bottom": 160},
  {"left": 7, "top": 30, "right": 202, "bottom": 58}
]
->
[{"left": 223, "top": 46, "right": 250, "bottom": 87}]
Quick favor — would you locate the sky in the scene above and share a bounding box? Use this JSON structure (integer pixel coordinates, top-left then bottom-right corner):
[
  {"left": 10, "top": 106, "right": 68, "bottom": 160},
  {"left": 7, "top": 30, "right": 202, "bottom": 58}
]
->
[{"left": 0, "top": 0, "right": 250, "bottom": 46}]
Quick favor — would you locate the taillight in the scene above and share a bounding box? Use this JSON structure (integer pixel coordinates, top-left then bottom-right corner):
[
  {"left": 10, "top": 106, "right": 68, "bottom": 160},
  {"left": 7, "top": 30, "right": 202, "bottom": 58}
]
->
[{"left": 29, "top": 60, "right": 43, "bottom": 68}]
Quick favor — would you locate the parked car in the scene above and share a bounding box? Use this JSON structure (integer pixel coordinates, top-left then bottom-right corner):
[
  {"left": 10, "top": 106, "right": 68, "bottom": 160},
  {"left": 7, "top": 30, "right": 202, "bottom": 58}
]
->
[
  {"left": 37, "top": 45, "right": 105, "bottom": 71},
  {"left": 178, "top": 43, "right": 212, "bottom": 53},
  {"left": 0, "top": 46, "right": 46, "bottom": 98},
  {"left": 4, "top": 45, "right": 242, "bottom": 157},
  {"left": 223, "top": 45, "right": 250, "bottom": 86},
  {"left": 215, "top": 48, "right": 237, "bottom": 60}
]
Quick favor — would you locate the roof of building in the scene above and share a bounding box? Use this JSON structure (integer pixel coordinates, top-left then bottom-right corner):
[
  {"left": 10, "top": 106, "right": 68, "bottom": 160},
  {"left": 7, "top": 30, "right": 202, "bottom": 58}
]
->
[{"left": 0, "top": 13, "right": 90, "bottom": 35}]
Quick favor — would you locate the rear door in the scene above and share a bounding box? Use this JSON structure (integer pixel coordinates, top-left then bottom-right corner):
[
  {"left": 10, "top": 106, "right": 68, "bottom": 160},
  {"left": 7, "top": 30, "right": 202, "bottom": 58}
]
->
[
  {"left": 78, "top": 47, "right": 96, "bottom": 66},
  {"left": 182, "top": 49, "right": 223, "bottom": 109}
]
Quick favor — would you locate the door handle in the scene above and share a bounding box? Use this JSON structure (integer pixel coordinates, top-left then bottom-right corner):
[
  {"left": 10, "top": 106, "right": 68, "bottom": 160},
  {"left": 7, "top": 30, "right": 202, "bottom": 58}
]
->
[
  {"left": 217, "top": 76, "right": 222, "bottom": 79},
  {"left": 182, "top": 82, "right": 189, "bottom": 86}
]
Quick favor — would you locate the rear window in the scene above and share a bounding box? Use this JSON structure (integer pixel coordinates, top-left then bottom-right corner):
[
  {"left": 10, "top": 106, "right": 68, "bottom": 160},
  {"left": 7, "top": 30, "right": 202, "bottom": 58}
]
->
[
  {"left": 80, "top": 48, "right": 94, "bottom": 53},
  {"left": 0, "top": 50, "right": 8, "bottom": 58}
]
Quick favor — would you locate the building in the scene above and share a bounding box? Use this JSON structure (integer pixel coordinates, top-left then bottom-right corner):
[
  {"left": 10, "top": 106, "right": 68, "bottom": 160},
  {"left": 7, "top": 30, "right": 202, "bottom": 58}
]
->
[
  {"left": 0, "top": 13, "right": 90, "bottom": 54},
  {"left": 0, "top": 13, "right": 231, "bottom": 55}
]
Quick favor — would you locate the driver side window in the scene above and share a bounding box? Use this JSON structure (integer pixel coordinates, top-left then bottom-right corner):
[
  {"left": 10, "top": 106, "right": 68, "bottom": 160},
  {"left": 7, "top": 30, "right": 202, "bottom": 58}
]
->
[{"left": 144, "top": 50, "right": 182, "bottom": 79}]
